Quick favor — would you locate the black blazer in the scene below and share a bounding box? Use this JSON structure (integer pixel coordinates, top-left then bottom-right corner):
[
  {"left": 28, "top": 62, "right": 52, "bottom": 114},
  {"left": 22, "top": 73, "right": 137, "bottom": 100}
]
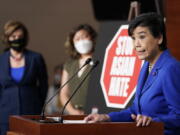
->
[{"left": 0, "top": 49, "right": 48, "bottom": 124}]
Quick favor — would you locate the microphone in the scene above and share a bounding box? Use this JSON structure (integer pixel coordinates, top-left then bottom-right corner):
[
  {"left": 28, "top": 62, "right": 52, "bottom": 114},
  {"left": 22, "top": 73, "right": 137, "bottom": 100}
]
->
[
  {"left": 39, "top": 58, "right": 92, "bottom": 123},
  {"left": 60, "top": 60, "right": 99, "bottom": 122}
]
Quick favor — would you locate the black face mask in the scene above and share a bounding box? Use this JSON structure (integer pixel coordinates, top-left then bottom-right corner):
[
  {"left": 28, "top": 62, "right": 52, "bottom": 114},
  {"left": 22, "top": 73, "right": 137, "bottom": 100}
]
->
[{"left": 8, "top": 38, "right": 26, "bottom": 52}]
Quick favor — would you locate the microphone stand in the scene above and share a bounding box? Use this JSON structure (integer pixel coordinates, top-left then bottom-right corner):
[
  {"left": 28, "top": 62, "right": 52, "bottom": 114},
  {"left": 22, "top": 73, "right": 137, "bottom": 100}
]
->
[
  {"left": 39, "top": 58, "right": 92, "bottom": 123},
  {"left": 60, "top": 60, "right": 99, "bottom": 123}
]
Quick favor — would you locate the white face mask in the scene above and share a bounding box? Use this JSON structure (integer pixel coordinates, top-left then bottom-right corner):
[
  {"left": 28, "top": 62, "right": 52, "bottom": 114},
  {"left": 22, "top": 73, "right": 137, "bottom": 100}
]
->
[{"left": 74, "top": 39, "right": 93, "bottom": 54}]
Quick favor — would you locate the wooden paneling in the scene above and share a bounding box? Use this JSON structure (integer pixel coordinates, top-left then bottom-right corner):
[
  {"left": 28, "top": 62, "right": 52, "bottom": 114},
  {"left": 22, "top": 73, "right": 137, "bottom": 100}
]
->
[
  {"left": 8, "top": 115, "right": 164, "bottom": 135},
  {"left": 166, "top": 0, "right": 180, "bottom": 60}
]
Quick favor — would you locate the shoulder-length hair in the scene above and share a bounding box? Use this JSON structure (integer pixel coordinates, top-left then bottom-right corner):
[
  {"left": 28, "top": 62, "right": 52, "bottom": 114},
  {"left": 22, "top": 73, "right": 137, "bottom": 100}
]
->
[
  {"left": 2, "top": 20, "right": 29, "bottom": 48},
  {"left": 64, "top": 24, "right": 97, "bottom": 59}
]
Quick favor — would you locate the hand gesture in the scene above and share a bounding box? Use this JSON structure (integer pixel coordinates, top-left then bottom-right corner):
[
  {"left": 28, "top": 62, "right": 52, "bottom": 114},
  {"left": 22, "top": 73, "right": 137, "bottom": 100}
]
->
[
  {"left": 84, "top": 114, "right": 110, "bottom": 123},
  {"left": 131, "top": 114, "right": 152, "bottom": 126}
]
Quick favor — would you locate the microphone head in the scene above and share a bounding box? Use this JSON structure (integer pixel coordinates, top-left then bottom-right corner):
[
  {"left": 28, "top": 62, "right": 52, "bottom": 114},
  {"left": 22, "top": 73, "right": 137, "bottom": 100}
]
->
[
  {"left": 90, "top": 60, "right": 99, "bottom": 67},
  {"left": 85, "top": 58, "right": 92, "bottom": 64}
]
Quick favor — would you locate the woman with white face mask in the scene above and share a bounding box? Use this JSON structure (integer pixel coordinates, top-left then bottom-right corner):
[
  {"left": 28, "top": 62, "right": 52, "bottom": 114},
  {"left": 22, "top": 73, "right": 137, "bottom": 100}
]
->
[{"left": 60, "top": 24, "right": 97, "bottom": 115}]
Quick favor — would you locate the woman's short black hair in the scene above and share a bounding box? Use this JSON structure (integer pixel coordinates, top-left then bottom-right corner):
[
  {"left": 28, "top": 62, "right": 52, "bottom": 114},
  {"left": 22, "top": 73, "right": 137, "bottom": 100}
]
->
[{"left": 128, "top": 12, "right": 167, "bottom": 50}]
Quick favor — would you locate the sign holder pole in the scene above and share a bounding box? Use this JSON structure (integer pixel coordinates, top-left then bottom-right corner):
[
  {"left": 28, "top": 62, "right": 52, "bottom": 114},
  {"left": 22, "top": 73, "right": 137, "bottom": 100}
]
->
[{"left": 128, "top": 1, "right": 140, "bottom": 21}]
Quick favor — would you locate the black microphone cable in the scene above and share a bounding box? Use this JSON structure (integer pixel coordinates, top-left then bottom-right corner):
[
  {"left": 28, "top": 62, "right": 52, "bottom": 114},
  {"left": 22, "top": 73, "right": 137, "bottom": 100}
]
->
[
  {"left": 60, "top": 60, "right": 99, "bottom": 122},
  {"left": 40, "top": 58, "right": 92, "bottom": 122}
]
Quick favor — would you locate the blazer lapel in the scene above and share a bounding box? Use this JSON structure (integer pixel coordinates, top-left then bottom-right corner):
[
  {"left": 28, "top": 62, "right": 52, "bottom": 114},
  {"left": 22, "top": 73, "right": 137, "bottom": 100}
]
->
[
  {"left": 140, "top": 50, "right": 170, "bottom": 95},
  {"left": 4, "top": 51, "right": 12, "bottom": 81},
  {"left": 141, "top": 68, "right": 159, "bottom": 95},
  {"left": 20, "top": 50, "right": 30, "bottom": 84},
  {"left": 1, "top": 51, "right": 18, "bottom": 87},
  {"left": 136, "top": 61, "right": 149, "bottom": 97}
]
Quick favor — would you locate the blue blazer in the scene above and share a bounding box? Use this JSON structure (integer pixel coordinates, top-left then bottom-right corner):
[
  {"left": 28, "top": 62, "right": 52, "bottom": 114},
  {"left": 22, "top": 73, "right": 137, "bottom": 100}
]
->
[
  {"left": 0, "top": 50, "right": 48, "bottom": 124},
  {"left": 108, "top": 50, "right": 180, "bottom": 135}
]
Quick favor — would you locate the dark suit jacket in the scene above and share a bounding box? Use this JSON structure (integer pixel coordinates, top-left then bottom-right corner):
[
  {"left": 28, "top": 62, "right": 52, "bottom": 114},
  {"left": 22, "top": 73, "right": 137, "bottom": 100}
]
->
[
  {"left": 0, "top": 49, "right": 48, "bottom": 124},
  {"left": 108, "top": 50, "right": 180, "bottom": 135}
]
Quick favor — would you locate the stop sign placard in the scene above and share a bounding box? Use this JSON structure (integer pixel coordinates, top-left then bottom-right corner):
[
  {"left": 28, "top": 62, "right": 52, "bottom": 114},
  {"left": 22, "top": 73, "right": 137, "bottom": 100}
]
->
[{"left": 100, "top": 25, "right": 143, "bottom": 108}]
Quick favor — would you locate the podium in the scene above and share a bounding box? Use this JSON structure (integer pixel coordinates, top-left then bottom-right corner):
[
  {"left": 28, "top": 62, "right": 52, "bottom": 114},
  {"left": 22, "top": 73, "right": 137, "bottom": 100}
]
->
[{"left": 8, "top": 115, "right": 163, "bottom": 135}]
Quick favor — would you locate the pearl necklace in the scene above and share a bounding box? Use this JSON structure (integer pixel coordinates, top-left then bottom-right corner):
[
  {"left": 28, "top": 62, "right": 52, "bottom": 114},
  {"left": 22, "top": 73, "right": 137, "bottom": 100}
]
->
[{"left": 148, "top": 65, "right": 153, "bottom": 73}]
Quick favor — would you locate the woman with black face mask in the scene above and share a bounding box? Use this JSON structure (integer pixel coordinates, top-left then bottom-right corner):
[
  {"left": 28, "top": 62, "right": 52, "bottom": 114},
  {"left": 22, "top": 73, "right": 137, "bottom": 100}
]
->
[{"left": 0, "top": 20, "right": 48, "bottom": 135}]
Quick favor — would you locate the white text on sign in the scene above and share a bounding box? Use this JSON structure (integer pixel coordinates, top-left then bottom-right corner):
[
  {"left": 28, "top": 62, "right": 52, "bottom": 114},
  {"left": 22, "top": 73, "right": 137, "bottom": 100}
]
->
[
  {"left": 109, "top": 36, "right": 134, "bottom": 97},
  {"left": 108, "top": 77, "right": 130, "bottom": 97},
  {"left": 116, "top": 36, "right": 133, "bottom": 55}
]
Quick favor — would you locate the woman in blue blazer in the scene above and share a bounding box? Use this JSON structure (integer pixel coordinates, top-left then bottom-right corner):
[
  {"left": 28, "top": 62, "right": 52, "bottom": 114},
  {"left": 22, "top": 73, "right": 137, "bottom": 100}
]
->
[
  {"left": 0, "top": 21, "right": 48, "bottom": 135},
  {"left": 84, "top": 13, "right": 180, "bottom": 135}
]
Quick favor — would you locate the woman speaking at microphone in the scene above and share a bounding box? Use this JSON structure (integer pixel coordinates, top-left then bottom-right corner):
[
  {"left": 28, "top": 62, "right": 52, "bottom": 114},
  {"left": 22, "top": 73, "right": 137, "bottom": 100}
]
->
[
  {"left": 0, "top": 20, "right": 48, "bottom": 135},
  {"left": 84, "top": 13, "right": 180, "bottom": 135},
  {"left": 60, "top": 24, "right": 97, "bottom": 115}
]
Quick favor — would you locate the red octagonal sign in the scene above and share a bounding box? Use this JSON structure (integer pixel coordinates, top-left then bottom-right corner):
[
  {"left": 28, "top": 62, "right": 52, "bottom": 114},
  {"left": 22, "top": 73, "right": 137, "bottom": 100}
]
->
[{"left": 100, "top": 25, "right": 143, "bottom": 108}]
